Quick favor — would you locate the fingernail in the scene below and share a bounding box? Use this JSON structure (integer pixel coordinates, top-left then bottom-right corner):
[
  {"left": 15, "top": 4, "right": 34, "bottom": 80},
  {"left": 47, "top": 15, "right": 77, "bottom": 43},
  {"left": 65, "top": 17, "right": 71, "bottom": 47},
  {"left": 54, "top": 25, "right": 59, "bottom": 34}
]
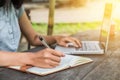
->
[
  {"left": 66, "top": 44, "right": 68, "bottom": 47},
  {"left": 62, "top": 54, "right": 65, "bottom": 57}
]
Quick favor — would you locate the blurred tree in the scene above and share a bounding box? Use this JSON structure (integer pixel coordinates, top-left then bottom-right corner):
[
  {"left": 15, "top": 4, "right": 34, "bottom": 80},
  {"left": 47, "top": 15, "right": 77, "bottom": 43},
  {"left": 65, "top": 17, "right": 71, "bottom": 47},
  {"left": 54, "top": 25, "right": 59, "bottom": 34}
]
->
[
  {"left": 56, "top": 0, "right": 88, "bottom": 8},
  {"left": 69, "top": 0, "right": 88, "bottom": 7}
]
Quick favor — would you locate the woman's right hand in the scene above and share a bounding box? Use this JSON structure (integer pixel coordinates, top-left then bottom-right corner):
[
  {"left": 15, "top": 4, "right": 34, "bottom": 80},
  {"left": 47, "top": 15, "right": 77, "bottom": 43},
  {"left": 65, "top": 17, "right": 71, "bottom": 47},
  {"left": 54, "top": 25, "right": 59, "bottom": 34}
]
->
[{"left": 30, "top": 48, "right": 65, "bottom": 68}]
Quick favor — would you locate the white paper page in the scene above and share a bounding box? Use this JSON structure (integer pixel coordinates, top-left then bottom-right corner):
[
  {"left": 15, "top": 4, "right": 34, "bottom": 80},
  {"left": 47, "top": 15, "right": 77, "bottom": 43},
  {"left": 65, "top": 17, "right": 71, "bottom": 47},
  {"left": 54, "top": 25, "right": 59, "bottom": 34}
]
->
[{"left": 69, "top": 56, "right": 93, "bottom": 67}]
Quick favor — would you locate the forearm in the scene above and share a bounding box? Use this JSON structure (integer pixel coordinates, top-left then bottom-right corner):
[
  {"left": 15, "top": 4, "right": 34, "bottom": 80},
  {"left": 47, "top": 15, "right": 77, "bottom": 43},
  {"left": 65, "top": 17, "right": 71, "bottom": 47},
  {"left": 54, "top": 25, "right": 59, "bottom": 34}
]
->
[
  {"left": 32, "top": 35, "right": 64, "bottom": 46},
  {"left": 19, "top": 11, "right": 64, "bottom": 46},
  {"left": 44, "top": 35, "right": 66, "bottom": 45},
  {"left": 0, "top": 51, "right": 34, "bottom": 66},
  {"left": 43, "top": 35, "right": 57, "bottom": 45}
]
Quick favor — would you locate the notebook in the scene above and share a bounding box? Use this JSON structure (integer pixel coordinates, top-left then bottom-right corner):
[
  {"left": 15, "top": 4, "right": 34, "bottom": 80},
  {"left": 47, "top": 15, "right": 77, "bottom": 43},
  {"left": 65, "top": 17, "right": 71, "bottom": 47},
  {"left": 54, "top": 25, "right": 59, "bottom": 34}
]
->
[
  {"left": 55, "top": 3, "right": 113, "bottom": 54},
  {"left": 8, "top": 55, "right": 93, "bottom": 76}
]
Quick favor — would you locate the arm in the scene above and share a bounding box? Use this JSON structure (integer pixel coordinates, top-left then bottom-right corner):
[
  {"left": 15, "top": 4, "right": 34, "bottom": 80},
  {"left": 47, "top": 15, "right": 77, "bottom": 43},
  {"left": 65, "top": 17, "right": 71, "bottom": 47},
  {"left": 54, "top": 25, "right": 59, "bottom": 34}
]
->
[
  {"left": 0, "top": 51, "right": 33, "bottom": 66},
  {"left": 0, "top": 48, "right": 64, "bottom": 68},
  {"left": 19, "top": 11, "right": 81, "bottom": 47},
  {"left": 19, "top": 12, "right": 81, "bottom": 47},
  {"left": 19, "top": 11, "right": 56, "bottom": 46}
]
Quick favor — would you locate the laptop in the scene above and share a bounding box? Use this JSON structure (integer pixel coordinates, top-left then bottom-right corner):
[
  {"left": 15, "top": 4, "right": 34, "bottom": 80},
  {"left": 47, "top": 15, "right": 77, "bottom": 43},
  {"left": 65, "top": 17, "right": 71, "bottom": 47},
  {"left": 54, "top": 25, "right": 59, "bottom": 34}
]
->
[{"left": 55, "top": 3, "right": 113, "bottom": 54}]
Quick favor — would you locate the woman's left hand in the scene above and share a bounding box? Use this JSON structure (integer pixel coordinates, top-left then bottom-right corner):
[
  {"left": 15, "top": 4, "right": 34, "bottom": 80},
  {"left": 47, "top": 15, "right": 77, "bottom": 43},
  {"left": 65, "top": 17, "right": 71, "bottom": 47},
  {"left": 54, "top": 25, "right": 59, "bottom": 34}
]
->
[{"left": 55, "top": 36, "right": 82, "bottom": 48}]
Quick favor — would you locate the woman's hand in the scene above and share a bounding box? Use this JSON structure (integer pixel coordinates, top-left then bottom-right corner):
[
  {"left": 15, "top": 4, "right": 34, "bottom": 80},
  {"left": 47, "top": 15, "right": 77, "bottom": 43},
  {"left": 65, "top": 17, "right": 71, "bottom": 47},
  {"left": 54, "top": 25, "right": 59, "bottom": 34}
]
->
[
  {"left": 30, "top": 48, "right": 64, "bottom": 68},
  {"left": 0, "top": 48, "right": 64, "bottom": 71},
  {"left": 55, "top": 36, "right": 82, "bottom": 48}
]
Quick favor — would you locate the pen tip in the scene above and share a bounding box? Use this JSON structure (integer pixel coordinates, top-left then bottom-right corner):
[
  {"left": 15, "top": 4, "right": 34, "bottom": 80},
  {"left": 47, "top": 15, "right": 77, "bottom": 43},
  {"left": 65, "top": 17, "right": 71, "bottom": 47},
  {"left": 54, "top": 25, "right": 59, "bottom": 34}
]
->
[{"left": 39, "top": 36, "right": 43, "bottom": 41}]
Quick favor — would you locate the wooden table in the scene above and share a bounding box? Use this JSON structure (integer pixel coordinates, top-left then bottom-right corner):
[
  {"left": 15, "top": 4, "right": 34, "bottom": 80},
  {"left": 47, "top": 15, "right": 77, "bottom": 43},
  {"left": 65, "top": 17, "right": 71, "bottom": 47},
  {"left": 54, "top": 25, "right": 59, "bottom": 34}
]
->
[{"left": 0, "top": 30, "right": 120, "bottom": 80}]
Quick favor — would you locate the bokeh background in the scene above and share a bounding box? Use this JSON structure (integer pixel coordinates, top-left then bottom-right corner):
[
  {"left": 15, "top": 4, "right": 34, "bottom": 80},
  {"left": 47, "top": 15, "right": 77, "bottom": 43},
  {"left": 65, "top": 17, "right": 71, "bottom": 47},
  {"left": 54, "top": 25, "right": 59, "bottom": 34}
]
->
[{"left": 18, "top": 0, "right": 120, "bottom": 51}]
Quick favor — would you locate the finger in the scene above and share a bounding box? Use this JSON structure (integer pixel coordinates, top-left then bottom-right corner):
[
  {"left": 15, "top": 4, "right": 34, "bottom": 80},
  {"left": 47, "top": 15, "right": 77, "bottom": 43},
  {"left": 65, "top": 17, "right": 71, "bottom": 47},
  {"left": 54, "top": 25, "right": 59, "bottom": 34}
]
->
[
  {"left": 20, "top": 65, "right": 33, "bottom": 71},
  {"left": 51, "top": 50, "right": 65, "bottom": 57},
  {"left": 35, "top": 63, "right": 55, "bottom": 68},
  {"left": 31, "top": 58, "right": 55, "bottom": 68},
  {"left": 39, "top": 59, "right": 60, "bottom": 68},
  {"left": 64, "top": 38, "right": 81, "bottom": 48},
  {"left": 62, "top": 38, "right": 74, "bottom": 43},
  {"left": 46, "top": 48, "right": 65, "bottom": 57},
  {"left": 47, "top": 60, "right": 60, "bottom": 67},
  {"left": 49, "top": 54, "right": 61, "bottom": 63},
  {"left": 36, "top": 63, "right": 55, "bottom": 68},
  {"left": 63, "top": 40, "right": 78, "bottom": 47},
  {"left": 73, "top": 39, "right": 82, "bottom": 47},
  {"left": 58, "top": 38, "right": 75, "bottom": 47},
  {"left": 42, "top": 49, "right": 64, "bottom": 61},
  {"left": 58, "top": 41, "right": 68, "bottom": 47}
]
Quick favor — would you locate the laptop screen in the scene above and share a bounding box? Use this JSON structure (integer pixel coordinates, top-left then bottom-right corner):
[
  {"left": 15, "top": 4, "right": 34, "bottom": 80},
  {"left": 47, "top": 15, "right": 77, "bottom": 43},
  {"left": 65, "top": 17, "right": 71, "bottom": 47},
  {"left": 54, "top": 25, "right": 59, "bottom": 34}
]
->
[{"left": 99, "top": 3, "right": 113, "bottom": 52}]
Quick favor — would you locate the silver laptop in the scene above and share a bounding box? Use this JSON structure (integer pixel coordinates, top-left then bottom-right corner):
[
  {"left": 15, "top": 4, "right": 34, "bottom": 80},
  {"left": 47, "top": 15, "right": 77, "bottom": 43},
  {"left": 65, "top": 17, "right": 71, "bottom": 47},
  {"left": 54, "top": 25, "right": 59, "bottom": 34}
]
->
[{"left": 55, "top": 3, "right": 113, "bottom": 54}]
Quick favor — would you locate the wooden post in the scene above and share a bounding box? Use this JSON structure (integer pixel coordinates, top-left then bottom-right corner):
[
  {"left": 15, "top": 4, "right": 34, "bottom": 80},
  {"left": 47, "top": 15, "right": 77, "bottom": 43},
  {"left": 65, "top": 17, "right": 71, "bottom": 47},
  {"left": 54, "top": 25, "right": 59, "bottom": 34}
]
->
[{"left": 47, "top": 0, "right": 55, "bottom": 35}]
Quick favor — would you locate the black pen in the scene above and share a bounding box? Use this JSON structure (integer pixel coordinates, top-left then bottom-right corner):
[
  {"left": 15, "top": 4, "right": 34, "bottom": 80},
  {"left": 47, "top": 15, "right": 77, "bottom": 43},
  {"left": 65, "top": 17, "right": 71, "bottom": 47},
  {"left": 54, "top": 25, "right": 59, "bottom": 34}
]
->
[{"left": 39, "top": 36, "right": 50, "bottom": 48}]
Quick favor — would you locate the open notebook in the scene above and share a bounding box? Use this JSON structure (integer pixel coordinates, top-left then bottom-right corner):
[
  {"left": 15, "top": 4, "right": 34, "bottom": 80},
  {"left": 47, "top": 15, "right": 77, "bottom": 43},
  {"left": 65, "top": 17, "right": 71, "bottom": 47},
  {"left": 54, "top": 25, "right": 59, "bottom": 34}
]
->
[{"left": 9, "top": 55, "right": 93, "bottom": 76}]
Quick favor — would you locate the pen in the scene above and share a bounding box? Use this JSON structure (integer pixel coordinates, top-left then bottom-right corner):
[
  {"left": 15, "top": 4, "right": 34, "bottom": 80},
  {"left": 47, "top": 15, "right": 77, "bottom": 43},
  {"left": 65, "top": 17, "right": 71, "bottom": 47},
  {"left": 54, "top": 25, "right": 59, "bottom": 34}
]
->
[{"left": 39, "top": 36, "right": 50, "bottom": 48}]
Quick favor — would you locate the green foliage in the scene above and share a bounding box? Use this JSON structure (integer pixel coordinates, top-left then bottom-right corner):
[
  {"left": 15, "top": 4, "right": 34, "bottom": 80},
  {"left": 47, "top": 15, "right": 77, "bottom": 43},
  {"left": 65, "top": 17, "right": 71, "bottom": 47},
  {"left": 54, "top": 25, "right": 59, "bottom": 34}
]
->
[
  {"left": 32, "top": 23, "right": 48, "bottom": 35},
  {"left": 32, "top": 22, "right": 101, "bottom": 35}
]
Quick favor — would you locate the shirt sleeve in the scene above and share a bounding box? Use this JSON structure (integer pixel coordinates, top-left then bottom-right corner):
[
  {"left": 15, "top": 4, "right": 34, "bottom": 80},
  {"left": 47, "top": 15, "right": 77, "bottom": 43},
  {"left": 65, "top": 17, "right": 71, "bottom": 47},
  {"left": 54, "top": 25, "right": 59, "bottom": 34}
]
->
[{"left": 16, "top": 5, "right": 25, "bottom": 19}]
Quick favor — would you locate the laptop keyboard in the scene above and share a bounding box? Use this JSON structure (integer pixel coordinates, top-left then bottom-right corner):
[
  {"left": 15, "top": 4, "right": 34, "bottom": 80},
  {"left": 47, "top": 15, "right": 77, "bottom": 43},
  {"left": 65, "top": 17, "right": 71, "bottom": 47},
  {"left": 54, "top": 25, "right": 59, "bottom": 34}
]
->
[
  {"left": 77, "top": 42, "right": 100, "bottom": 51},
  {"left": 55, "top": 41, "right": 102, "bottom": 54}
]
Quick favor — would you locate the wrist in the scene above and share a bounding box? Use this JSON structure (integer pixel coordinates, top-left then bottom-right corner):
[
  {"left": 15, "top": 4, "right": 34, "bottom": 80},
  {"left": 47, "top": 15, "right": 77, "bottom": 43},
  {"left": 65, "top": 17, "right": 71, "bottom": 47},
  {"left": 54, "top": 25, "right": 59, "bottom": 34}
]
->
[
  {"left": 24, "top": 53, "right": 35, "bottom": 66},
  {"left": 13, "top": 52, "right": 35, "bottom": 66},
  {"left": 53, "top": 35, "right": 65, "bottom": 43}
]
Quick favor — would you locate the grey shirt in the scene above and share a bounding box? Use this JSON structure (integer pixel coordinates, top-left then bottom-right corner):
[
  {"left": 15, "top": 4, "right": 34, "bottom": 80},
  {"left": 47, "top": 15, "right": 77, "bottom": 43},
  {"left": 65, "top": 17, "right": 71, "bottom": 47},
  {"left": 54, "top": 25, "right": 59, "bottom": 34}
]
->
[{"left": 0, "top": 4, "right": 24, "bottom": 52}]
